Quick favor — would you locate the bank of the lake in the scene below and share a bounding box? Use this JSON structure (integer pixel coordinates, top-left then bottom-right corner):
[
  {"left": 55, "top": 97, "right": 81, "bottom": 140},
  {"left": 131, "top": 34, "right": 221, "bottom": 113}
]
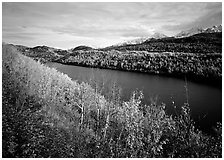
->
[
  {"left": 47, "top": 62, "right": 222, "bottom": 134},
  {"left": 53, "top": 60, "right": 222, "bottom": 87}
]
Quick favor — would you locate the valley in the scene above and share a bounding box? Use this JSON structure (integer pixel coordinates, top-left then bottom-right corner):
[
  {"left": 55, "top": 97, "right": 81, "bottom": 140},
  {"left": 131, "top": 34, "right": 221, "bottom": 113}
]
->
[{"left": 15, "top": 31, "right": 222, "bottom": 85}]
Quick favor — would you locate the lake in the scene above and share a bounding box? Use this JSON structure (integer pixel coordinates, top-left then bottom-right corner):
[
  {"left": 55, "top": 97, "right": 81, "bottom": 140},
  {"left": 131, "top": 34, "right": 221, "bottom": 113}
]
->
[{"left": 47, "top": 62, "right": 222, "bottom": 134}]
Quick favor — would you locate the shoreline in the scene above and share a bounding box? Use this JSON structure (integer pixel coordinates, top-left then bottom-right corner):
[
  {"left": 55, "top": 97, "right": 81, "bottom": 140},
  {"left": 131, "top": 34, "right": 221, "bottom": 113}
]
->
[{"left": 52, "top": 60, "right": 222, "bottom": 88}]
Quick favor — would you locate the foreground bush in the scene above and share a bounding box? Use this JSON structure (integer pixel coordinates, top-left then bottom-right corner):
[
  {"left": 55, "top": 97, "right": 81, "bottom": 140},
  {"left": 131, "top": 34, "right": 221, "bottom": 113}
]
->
[{"left": 2, "top": 44, "right": 221, "bottom": 157}]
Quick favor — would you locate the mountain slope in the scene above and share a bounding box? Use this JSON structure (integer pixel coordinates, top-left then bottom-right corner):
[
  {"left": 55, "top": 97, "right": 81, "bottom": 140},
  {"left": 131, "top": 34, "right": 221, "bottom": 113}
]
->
[
  {"left": 204, "top": 25, "right": 222, "bottom": 33},
  {"left": 151, "top": 32, "right": 167, "bottom": 39},
  {"left": 175, "top": 27, "right": 204, "bottom": 38},
  {"left": 110, "top": 32, "right": 167, "bottom": 47},
  {"left": 102, "top": 32, "right": 222, "bottom": 53},
  {"left": 175, "top": 25, "right": 222, "bottom": 38}
]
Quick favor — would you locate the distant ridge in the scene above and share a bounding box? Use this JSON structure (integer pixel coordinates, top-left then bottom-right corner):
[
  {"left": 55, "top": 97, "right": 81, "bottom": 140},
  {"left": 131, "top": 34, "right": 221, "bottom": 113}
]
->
[
  {"left": 72, "top": 45, "right": 94, "bottom": 51},
  {"left": 111, "top": 32, "right": 167, "bottom": 47},
  {"left": 175, "top": 25, "right": 222, "bottom": 38},
  {"left": 102, "top": 32, "right": 221, "bottom": 53},
  {"left": 11, "top": 24, "right": 222, "bottom": 54},
  {"left": 107, "top": 25, "right": 222, "bottom": 48}
]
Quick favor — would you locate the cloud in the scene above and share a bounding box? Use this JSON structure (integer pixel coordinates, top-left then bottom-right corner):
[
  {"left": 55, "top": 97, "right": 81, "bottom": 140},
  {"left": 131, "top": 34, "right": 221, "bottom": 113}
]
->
[
  {"left": 2, "top": 2, "right": 222, "bottom": 48},
  {"left": 162, "top": 2, "right": 222, "bottom": 33}
]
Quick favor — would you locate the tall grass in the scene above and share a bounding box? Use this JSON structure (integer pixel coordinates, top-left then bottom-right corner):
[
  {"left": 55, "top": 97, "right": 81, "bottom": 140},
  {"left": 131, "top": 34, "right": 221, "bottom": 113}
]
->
[{"left": 2, "top": 44, "right": 221, "bottom": 158}]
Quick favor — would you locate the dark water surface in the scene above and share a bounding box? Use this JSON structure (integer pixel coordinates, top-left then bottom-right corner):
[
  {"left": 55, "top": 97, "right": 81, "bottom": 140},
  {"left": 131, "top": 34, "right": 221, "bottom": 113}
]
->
[{"left": 47, "top": 63, "right": 222, "bottom": 134}]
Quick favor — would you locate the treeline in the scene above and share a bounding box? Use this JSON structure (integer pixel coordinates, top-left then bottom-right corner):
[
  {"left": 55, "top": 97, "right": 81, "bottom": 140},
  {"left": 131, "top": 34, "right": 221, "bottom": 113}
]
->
[
  {"left": 55, "top": 50, "right": 221, "bottom": 83},
  {"left": 2, "top": 44, "right": 222, "bottom": 157}
]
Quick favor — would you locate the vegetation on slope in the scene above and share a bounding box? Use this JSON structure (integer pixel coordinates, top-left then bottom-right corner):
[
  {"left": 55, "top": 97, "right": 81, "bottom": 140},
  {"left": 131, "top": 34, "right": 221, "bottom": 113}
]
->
[
  {"left": 54, "top": 50, "right": 221, "bottom": 84},
  {"left": 2, "top": 44, "right": 222, "bottom": 158}
]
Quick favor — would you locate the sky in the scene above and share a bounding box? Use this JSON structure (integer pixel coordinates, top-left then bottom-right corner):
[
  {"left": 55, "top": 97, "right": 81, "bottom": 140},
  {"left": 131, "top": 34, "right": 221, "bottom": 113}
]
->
[{"left": 2, "top": 2, "right": 222, "bottom": 49}]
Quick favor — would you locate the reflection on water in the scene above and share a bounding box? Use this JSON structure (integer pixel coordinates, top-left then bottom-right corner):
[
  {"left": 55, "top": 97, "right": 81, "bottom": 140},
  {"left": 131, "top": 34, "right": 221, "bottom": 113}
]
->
[{"left": 47, "top": 63, "right": 222, "bottom": 134}]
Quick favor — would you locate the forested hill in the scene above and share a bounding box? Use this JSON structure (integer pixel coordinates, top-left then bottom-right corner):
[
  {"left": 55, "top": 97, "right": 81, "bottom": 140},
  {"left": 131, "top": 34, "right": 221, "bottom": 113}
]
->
[{"left": 102, "top": 32, "right": 222, "bottom": 53}]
